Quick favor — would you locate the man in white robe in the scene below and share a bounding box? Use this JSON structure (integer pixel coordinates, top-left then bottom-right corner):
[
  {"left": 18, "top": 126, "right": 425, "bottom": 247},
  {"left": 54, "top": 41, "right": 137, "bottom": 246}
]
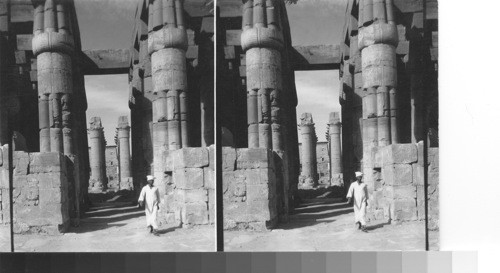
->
[
  {"left": 346, "top": 171, "right": 369, "bottom": 232},
  {"left": 138, "top": 175, "right": 161, "bottom": 235}
]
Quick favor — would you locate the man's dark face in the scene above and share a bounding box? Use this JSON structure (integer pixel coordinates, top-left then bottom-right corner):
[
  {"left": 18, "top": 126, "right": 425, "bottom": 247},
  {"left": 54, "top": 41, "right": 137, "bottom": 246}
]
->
[
  {"left": 147, "top": 180, "right": 154, "bottom": 186},
  {"left": 356, "top": 176, "right": 363, "bottom": 183}
]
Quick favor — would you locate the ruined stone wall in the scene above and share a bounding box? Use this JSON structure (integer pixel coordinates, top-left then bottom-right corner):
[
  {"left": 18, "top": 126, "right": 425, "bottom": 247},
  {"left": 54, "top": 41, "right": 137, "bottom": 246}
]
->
[
  {"left": 154, "top": 146, "right": 215, "bottom": 228},
  {"left": 0, "top": 148, "right": 70, "bottom": 235},
  {"left": 367, "top": 143, "right": 439, "bottom": 232},
  {"left": 222, "top": 147, "right": 278, "bottom": 231}
]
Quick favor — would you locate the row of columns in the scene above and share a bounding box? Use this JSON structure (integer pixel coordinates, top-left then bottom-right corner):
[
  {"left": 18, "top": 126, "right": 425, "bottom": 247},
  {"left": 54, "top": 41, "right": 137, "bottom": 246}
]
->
[
  {"left": 299, "top": 112, "right": 343, "bottom": 188},
  {"left": 88, "top": 116, "right": 132, "bottom": 192}
]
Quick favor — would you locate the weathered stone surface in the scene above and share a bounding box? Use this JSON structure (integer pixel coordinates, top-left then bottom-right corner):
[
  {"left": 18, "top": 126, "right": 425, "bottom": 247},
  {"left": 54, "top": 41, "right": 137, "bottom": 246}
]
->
[
  {"left": 222, "top": 147, "right": 236, "bottom": 171},
  {"left": 393, "top": 185, "right": 417, "bottom": 200},
  {"left": 246, "top": 199, "right": 276, "bottom": 222},
  {"left": 208, "top": 145, "right": 215, "bottom": 170},
  {"left": 246, "top": 184, "right": 271, "bottom": 202},
  {"left": 173, "top": 147, "right": 209, "bottom": 169},
  {"left": 174, "top": 168, "right": 204, "bottom": 190},
  {"left": 412, "top": 164, "right": 424, "bottom": 185},
  {"left": 82, "top": 49, "right": 130, "bottom": 75},
  {"left": 382, "top": 163, "right": 413, "bottom": 186},
  {"left": 380, "top": 144, "right": 418, "bottom": 165},
  {"left": 203, "top": 168, "right": 214, "bottom": 189},
  {"left": 13, "top": 151, "right": 29, "bottom": 176},
  {"left": 236, "top": 148, "right": 273, "bottom": 170},
  {"left": 16, "top": 34, "right": 32, "bottom": 50},
  {"left": 245, "top": 168, "right": 275, "bottom": 186},
  {"left": 208, "top": 188, "right": 215, "bottom": 224},
  {"left": 394, "top": 200, "right": 417, "bottom": 222},
  {"left": 183, "top": 189, "right": 208, "bottom": 204},
  {"left": 29, "top": 152, "right": 65, "bottom": 174},
  {"left": 10, "top": 4, "right": 32, "bottom": 23}
]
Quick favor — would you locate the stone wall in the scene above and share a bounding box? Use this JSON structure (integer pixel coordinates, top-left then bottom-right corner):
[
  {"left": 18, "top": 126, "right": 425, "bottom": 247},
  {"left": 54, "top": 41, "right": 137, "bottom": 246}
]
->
[
  {"left": 366, "top": 143, "right": 439, "bottom": 231},
  {"left": 0, "top": 147, "right": 70, "bottom": 235},
  {"left": 156, "top": 146, "right": 215, "bottom": 228},
  {"left": 298, "top": 142, "right": 330, "bottom": 186},
  {"left": 223, "top": 147, "right": 278, "bottom": 231}
]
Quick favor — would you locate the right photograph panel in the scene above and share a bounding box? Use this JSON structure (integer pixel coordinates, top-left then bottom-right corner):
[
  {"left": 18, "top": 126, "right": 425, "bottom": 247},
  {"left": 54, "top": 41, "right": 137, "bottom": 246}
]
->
[{"left": 217, "top": 0, "right": 439, "bottom": 251}]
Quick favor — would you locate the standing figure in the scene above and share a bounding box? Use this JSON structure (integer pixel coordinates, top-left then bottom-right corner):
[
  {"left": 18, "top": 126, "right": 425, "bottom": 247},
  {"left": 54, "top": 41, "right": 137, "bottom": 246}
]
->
[
  {"left": 346, "top": 172, "right": 369, "bottom": 232},
  {"left": 138, "top": 175, "right": 161, "bottom": 235}
]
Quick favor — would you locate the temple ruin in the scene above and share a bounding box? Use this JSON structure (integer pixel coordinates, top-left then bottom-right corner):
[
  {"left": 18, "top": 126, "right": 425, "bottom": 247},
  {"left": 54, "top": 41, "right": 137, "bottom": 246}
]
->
[
  {"left": 219, "top": 0, "right": 439, "bottom": 248},
  {"left": 0, "top": 0, "right": 214, "bottom": 242}
]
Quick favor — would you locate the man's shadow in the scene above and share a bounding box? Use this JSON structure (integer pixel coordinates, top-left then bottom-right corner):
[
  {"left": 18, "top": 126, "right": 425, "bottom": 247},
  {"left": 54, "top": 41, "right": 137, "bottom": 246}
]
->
[
  {"left": 365, "top": 220, "right": 391, "bottom": 231},
  {"left": 155, "top": 226, "right": 179, "bottom": 235}
]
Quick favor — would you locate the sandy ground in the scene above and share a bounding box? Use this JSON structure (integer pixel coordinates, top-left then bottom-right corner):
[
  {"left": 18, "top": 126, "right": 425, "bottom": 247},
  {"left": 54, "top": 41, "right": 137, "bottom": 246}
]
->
[
  {"left": 225, "top": 198, "right": 427, "bottom": 251},
  {"left": 1, "top": 200, "right": 215, "bottom": 252}
]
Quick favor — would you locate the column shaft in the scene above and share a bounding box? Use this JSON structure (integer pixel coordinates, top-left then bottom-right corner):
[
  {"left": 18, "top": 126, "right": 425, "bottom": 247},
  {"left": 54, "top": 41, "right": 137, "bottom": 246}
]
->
[
  {"left": 33, "top": 0, "right": 75, "bottom": 156},
  {"left": 359, "top": 0, "right": 398, "bottom": 166},
  {"left": 88, "top": 117, "right": 106, "bottom": 192},
  {"left": 148, "top": 0, "right": 189, "bottom": 197},
  {"left": 299, "top": 113, "right": 318, "bottom": 188}
]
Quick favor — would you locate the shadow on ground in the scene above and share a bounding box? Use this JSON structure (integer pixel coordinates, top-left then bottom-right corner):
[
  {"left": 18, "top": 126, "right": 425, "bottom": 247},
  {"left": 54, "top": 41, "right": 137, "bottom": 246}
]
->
[
  {"left": 277, "top": 198, "right": 354, "bottom": 230},
  {"left": 69, "top": 191, "right": 144, "bottom": 234}
]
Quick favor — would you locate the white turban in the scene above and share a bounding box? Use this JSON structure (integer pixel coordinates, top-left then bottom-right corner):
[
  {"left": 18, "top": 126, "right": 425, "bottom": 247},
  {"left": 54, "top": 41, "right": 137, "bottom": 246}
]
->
[
  {"left": 146, "top": 175, "right": 155, "bottom": 181},
  {"left": 355, "top": 171, "right": 363, "bottom": 177}
]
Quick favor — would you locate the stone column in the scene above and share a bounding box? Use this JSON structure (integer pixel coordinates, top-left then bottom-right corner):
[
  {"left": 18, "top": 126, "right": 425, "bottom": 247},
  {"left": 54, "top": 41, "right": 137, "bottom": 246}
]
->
[
  {"left": 241, "top": 0, "right": 284, "bottom": 151},
  {"left": 148, "top": 0, "right": 189, "bottom": 150},
  {"left": 0, "top": 34, "right": 7, "bottom": 145},
  {"left": 88, "top": 117, "right": 106, "bottom": 192},
  {"left": 299, "top": 113, "right": 318, "bottom": 188},
  {"left": 359, "top": 0, "right": 398, "bottom": 150},
  {"left": 358, "top": 0, "right": 398, "bottom": 190},
  {"left": 147, "top": 0, "right": 189, "bottom": 197},
  {"left": 329, "top": 112, "right": 343, "bottom": 186},
  {"left": 117, "top": 116, "right": 132, "bottom": 185},
  {"left": 32, "top": 0, "right": 75, "bottom": 155}
]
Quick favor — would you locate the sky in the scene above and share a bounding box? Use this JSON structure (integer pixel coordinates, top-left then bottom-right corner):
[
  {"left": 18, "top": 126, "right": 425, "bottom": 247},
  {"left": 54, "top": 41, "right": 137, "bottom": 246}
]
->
[
  {"left": 74, "top": 0, "right": 136, "bottom": 143},
  {"left": 74, "top": 0, "right": 347, "bottom": 143},
  {"left": 286, "top": 0, "right": 348, "bottom": 142}
]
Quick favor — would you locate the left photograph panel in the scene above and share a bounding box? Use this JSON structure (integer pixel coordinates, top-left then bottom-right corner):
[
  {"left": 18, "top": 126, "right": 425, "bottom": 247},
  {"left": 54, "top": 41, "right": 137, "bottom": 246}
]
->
[{"left": 0, "top": 0, "right": 215, "bottom": 252}]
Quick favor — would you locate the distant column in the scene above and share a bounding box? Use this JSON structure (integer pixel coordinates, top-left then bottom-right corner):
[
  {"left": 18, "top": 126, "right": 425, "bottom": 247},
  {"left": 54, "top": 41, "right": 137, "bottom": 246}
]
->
[
  {"left": 117, "top": 116, "right": 132, "bottom": 186},
  {"left": 299, "top": 113, "right": 318, "bottom": 188},
  {"left": 329, "top": 112, "right": 343, "bottom": 186},
  {"left": 88, "top": 117, "right": 106, "bottom": 192}
]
